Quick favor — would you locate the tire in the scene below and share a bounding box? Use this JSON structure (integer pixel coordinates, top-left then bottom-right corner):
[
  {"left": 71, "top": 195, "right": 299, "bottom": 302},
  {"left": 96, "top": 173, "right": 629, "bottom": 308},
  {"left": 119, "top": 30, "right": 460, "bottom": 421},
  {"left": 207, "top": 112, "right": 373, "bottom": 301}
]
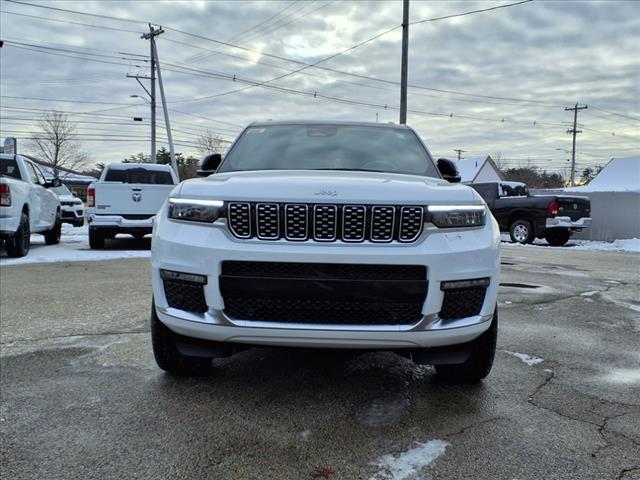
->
[
  {"left": 545, "top": 228, "right": 571, "bottom": 247},
  {"left": 6, "top": 212, "right": 30, "bottom": 258},
  {"left": 509, "top": 219, "right": 534, "bottom": 244},
  {"left": 88, "top": 227, "right": 105, "bottom": 249},
  {"left": 44, "top": 211, "right": 62, "bottom": 245},
  {"left": 151, "top": 304, "right": 212, "bottom": 375},
  {"left": 434, "top": 309, "right": 498, "bottom": 382}
]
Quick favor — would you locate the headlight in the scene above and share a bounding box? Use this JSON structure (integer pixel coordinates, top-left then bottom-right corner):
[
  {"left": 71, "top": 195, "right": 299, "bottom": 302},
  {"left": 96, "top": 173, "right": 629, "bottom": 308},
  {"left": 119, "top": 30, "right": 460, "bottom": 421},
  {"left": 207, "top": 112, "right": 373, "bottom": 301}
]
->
[
  {"left": 168, "top": 198, "right": 224, "bottom": 223},
  {"left": 427, "top": 205, "right": 485, "bottom": 228}
]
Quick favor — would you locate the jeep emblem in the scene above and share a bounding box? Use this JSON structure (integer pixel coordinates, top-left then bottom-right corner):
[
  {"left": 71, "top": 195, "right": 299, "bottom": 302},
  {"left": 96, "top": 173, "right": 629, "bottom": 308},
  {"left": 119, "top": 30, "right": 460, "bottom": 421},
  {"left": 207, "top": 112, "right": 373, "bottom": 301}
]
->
[
  {"left": 132, "top": 192, "right": 142, "bottom": 202},
  {"left": 314, "top": 190, "right": 338, "bottom": 197}
]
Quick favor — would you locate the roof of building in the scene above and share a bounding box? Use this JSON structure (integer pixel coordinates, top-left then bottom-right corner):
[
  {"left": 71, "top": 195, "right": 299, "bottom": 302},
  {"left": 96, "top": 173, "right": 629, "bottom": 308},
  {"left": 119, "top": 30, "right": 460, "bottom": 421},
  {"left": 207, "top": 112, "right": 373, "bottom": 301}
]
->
[
  {"left": 453, "top": 155, "right": 503, "bottom": 182},
  {"left": 565, "top": 156, "right": 640, "bottom": 193}
]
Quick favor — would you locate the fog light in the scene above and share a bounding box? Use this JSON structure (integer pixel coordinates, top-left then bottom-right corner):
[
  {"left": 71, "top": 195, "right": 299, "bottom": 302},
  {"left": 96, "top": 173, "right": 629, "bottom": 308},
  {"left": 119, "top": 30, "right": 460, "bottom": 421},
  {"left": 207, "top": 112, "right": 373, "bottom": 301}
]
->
[
  {"left": 441, "top": 278, "right": 490, "bottom": 290},
  {"left": 160, "top": 269, "right": 207, "bottom": 284}
]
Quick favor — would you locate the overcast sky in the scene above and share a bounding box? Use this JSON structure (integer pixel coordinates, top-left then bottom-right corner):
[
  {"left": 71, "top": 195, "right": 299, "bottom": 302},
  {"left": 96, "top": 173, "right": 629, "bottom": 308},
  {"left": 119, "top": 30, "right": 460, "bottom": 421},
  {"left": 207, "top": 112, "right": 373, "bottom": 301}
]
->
[{"left": 0, "top": 0, "right": 638, "bottom": 175}]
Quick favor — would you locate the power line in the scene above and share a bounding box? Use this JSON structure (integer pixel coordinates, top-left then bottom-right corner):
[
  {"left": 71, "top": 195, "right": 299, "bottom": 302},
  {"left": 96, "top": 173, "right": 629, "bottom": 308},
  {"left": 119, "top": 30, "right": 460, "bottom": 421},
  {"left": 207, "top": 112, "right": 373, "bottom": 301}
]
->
[
  {"left": 4, "top": 0, "right": 561, "bottom": 107},
  {"left": 590, "top": 105, "right": 640, "bottom": 123},
  {"left": 409, "top": 0, "right": 533, "bottom": 25}
]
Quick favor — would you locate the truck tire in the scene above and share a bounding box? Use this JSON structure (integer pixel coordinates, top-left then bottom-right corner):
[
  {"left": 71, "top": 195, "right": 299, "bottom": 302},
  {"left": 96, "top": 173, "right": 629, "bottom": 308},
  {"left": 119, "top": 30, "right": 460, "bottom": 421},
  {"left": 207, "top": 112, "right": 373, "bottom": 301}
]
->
[
  {"left": 6, "top": 212, "right": 30, "bottom": 258},
  {"left": 44, "top": 211, "right": 62, "bottom": 245},
  {"left": 545, "top": 228, "right": 571, "bottom": 247},
  {"left": 434, "top": 309, "right": 497, "bottom": 382},
  {"left": 509, "top": 219, "right": 534, "bottom": 244},
  {"left": 151, "top": 304, "right": 212, "bottom": 375},
  {"left": 88, "top": 227, "right": 105, "bottom": 249}
]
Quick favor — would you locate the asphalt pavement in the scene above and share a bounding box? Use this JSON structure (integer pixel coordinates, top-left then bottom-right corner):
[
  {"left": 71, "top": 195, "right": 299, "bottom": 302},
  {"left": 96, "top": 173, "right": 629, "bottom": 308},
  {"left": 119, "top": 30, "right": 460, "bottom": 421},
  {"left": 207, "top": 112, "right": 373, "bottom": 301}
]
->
[{"left": 1, "top": 246, "right": 639, "bottom": 479}]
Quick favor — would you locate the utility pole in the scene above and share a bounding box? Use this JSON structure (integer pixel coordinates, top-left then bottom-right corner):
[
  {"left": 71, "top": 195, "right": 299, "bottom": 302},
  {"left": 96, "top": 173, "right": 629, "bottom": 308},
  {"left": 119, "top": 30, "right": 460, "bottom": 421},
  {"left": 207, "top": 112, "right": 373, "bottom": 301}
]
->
[
  {"left": 399, "top": 0, "right": 409, "bottom": 124},
  {"left": 152, "top": 37, "right": 178, "bottom": 178},
  {"left": 453, "top": 149, "right": 466, "bottom": 161},
  {"left": 565, "top": 102, "right": 588, "bottom": 187},
  {"left": 140, "top": 25, "right": 164, "bottom": 164}
]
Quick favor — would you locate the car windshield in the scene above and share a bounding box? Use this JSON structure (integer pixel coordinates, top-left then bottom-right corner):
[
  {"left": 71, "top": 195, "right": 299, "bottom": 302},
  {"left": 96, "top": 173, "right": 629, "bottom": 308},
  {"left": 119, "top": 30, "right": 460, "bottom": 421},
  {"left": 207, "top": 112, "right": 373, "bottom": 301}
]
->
[
  {"left": 104, "top": 167, "right": 174, "bottom": 184},
  {"left": 0, "top": 157, "right": 22, "bottom": 180},
  {"left": 52, "top": 185, "right": 73, "bottom": 196},
  {"left": 218, "top": 124, "right": 440, "bottom": 177}
]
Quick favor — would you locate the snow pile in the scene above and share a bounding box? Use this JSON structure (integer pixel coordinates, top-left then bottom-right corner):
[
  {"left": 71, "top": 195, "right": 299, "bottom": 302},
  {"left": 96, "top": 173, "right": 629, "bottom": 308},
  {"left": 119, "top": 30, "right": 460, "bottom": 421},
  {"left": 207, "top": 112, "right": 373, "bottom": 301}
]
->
[
  {"left": 500, "top": 235, "right": 640, "bottom": 252},
  {"left": 0, "top": 224, "right": 150, "bottom": 266},
  {"left": 369, "top": 440, "right": 449, "bottom": 480},
  {"left": 565, "top": 157, "right": 640, "bottom": 193},
  {"left": 504, "top": 351, "right": 544, "bottom": 366}
]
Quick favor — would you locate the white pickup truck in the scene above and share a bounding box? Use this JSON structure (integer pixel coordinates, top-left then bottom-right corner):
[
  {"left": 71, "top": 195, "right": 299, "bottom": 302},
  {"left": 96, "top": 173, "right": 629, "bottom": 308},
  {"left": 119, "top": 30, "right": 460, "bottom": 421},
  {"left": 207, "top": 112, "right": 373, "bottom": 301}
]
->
[
  {"left": 86, "top": 163, "right": 178, "bottom": 249},
  {"left": 1, "top": 154, "right": 62, "bottom": 257}
]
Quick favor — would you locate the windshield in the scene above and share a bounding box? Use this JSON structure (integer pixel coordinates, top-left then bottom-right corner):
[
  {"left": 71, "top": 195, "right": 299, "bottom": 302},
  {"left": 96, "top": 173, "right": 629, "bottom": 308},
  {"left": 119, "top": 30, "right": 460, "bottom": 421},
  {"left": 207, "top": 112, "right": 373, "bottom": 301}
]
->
[
  {"left": 0, "top": 157, "right": 22, "bottom": 180},
  {"left": 52, "top": 184, "right": 73, "bottom": 196},
  {"left": 218, "top": 124, "right": 440, "bottom": 177}
]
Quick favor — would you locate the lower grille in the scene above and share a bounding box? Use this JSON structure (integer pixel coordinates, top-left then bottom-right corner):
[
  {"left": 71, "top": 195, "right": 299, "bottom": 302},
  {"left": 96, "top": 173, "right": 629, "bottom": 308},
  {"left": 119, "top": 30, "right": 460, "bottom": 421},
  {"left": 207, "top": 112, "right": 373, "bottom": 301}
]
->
[
  {"left": 220, "top": 261, "right": 428, "bottom": 325},
  {"left": 163, "top": 279, "right": 207, "bottom": 313},
  {"left": 439, "top": 287, "right": 486, "bottom": 320},
  {"left": 223, "top": 297, "right": 423, "bottom": 325}
]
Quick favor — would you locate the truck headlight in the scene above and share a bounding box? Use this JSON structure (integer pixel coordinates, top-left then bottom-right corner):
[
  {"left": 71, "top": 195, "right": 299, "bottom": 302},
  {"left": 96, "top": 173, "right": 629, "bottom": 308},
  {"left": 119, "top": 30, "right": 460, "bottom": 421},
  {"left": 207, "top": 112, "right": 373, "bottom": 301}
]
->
[
  {"left": 427, "top": 205, "right": 486, "bottom": 228},
  {"left": 168, "top": 198, "right": 224, "bottom": 223}
]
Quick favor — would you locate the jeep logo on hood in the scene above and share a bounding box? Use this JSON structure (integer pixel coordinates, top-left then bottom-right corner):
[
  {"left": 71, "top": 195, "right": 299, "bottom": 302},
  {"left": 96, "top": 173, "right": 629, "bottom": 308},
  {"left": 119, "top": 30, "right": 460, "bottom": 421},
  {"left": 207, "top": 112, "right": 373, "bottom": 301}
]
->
[{"left": 314, "top": 190, "right": 338, "bottom": 197}]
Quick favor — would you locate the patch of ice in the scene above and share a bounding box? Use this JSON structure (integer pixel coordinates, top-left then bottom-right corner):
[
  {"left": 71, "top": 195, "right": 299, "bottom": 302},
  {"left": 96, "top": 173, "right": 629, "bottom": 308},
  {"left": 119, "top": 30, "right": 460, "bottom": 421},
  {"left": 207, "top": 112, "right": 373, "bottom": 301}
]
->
[
  {"left": 504, "top": 300, "right": 513, "bottom": 305},
  {"left": 358, "top": 395, "right": 411, "bottom": 427},
  {"left": 369, "top": 440, "right": 449, "bottom": 480},
  {"left": 504, "top": 351, "right": 544, "bottom": 366},
  {"left": 604, "top": 368, "right": 640, "bottom": 384},
  {"left": 580, "top": 291, "right": 599, "bottom": 297},
  {"left": 300, "top": 430, "right": 312, "bottom": 441}
]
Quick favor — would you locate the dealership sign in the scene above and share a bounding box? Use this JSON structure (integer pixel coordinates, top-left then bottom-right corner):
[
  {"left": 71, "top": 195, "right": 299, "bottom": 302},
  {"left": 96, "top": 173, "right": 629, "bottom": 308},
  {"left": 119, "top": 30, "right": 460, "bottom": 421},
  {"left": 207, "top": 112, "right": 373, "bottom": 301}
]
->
[{"left": 3, "top": 137, "right": 17, "bottom": 155}]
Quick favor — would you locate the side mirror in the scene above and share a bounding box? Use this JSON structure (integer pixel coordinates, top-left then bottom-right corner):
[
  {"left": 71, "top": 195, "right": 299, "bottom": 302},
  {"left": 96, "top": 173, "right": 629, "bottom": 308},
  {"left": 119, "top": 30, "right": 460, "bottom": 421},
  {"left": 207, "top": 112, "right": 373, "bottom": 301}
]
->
[
  {"left": 45, "top": 178, "right": 62, "bottom": 188},
  {"left": 437, "top": 158, "right": 461, "bottom": 183},
  {"left": 197, "top": 153, "right": 222, "bottom": 177}
]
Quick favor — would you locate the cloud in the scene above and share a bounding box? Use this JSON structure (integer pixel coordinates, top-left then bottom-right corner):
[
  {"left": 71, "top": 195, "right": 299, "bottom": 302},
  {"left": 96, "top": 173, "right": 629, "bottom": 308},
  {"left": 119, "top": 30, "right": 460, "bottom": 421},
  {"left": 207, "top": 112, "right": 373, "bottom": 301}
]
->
[{"left": 0, "top": 0, "right": 638, "bottom": 173}]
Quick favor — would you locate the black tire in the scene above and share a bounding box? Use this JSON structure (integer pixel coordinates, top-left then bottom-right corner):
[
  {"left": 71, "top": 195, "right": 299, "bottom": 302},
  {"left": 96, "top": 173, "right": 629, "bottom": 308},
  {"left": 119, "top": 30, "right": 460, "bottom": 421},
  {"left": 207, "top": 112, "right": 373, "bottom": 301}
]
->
[
  {"left": 509, "top": 219, "right": 534, "bottom": 244},
  {"left": 6, "top": 212, "right": 30, "bottom": 258},
  {"left": 44, "top": 211, "right": 62, "bottom": 245},
  {"left": 434, "top": 309, "right": 498, "bottom": 382},
  {"left": 88, "top": 227, "right": 105, "bottom": 249},
  {"left": 151, "top": 304, "right": 212, "bottom": 375},
  {"left": 545, "top": 228, "right": 571, "bottom": 247}
]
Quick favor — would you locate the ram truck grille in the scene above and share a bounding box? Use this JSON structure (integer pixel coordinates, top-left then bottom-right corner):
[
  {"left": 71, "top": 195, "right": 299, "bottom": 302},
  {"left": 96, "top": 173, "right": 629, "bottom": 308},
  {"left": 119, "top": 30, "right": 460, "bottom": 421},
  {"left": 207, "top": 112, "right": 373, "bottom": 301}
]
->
[
  {"left": 220, "top": 261, "right": 428, "bottom": 325},
  {"left": 227, "top": 202, "right": 424, "bottom": 243}
]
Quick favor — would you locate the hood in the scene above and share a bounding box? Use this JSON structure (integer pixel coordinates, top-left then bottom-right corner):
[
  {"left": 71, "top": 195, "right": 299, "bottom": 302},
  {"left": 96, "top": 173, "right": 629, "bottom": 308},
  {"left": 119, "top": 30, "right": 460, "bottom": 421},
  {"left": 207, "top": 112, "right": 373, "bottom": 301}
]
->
[{"left": 178, "top": 170, "right": 480, "bottom": 205}]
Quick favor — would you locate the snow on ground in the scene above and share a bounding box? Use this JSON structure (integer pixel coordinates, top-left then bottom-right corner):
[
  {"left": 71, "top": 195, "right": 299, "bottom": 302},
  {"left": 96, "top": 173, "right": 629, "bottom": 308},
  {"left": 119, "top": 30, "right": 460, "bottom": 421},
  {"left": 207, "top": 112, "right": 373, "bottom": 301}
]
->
[
  {"left": 369, "top": 440, "right": 449, "bottom": 480},
  {"left": 504, "top": 351, "right": 544, "bottom": 366},
  {"left": 500, "top": 234, "right": 640, "bottom": 252},
  {"left": 0, "top": 224, "right": 150, "bottom": 266}
]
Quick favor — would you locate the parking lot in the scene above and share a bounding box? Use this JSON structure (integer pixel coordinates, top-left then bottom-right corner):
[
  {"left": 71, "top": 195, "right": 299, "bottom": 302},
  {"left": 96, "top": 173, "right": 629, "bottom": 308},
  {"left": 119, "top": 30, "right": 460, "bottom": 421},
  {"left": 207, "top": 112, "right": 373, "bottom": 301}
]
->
[{"left": 0, "top": 246, "right": 638, "bottom": 480}]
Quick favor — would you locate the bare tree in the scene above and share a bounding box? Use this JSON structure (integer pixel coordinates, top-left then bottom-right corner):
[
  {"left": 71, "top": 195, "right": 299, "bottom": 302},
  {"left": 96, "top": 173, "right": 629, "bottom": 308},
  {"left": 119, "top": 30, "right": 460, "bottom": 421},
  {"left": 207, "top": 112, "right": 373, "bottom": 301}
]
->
[
  {"left": 196, "top": 130, "right": 225, "bottom": 157},
  {"left": 29, "top": 111, "right": 91, "bottom": 178}
]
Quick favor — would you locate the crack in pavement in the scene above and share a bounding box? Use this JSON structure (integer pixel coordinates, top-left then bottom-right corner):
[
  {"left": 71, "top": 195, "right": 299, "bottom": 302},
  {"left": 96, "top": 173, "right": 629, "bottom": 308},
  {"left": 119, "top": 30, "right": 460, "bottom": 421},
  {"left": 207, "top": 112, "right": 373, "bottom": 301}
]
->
[{"left": 526, "top": 365, "right": 640, "bottom": 460}]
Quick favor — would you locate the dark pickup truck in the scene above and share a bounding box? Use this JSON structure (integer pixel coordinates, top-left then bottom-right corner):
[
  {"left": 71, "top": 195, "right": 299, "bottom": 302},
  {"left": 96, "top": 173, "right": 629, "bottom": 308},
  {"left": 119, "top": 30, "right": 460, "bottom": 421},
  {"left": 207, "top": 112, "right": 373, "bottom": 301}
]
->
[{"left": 470, "top": 182, "right": 591, "bottom": 246}]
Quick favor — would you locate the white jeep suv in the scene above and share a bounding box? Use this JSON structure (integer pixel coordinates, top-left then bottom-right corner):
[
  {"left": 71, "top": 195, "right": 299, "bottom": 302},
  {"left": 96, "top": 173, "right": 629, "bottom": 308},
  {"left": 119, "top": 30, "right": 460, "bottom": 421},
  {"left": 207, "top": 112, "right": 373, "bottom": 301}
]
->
[{"left": 151, "top": 121, "right": 500, "bottom": 381}]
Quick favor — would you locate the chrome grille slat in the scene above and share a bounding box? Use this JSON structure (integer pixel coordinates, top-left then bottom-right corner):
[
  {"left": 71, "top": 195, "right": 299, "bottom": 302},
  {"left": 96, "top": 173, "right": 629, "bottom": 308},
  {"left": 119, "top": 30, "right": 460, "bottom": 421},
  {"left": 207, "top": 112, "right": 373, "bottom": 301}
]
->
[
  {"left": 370, "top": 206, "right": 395, "bottom": 242},
  {"left": 227, "top": 202, "right": 251, "bottom": 238},
  {"left": 227, "top": 203, "right": 424, "bottom": 243},
  {"left": 256, "top": 203, "right": 279, "bottom": 240},
  {"left": 313, "top": 205, "right": 337, "bottom": 241},
  {"left": 284, "top": 204, "right": 308, "bottom": 240}
]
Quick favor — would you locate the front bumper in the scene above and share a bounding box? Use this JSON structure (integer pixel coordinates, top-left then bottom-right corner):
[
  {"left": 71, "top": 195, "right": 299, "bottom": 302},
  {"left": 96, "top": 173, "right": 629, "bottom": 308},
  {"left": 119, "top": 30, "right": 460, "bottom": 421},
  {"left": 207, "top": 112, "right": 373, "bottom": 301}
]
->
[
  {"left": 546, "top": 216, "right": 592, "bottom": 229},
  {"left": 61, "top": 207, "right": 85, "bottom": 221},
  {"left": 151, "top": 214, "right": 501, "bottom": 349}
]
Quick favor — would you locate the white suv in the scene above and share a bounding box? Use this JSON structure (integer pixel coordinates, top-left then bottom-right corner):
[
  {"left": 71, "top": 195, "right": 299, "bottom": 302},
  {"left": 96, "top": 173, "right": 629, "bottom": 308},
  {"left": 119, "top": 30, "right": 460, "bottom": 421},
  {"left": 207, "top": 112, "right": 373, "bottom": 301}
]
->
[{"left": 151, "top": 121, "right": 500, "bottom": 381}]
